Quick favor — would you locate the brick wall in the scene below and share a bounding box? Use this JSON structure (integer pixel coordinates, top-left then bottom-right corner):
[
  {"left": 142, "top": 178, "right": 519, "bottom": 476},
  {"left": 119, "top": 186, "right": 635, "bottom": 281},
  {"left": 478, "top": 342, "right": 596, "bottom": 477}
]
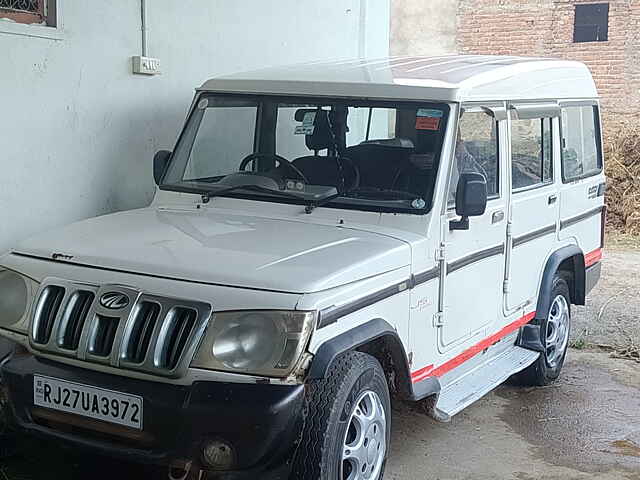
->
[{"left": 457, "top": 0, "right": 640, "bottom": 136}]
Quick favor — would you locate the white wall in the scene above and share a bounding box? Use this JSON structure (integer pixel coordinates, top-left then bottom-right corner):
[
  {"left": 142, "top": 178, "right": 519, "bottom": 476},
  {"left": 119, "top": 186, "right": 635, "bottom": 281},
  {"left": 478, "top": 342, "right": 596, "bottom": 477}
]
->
[{"left": 0, "top": 0, "right": 390, "bottom": 253}]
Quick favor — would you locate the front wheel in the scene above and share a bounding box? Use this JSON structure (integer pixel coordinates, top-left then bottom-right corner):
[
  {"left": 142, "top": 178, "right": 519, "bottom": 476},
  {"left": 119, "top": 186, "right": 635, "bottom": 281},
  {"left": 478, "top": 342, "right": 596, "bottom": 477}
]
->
[
  {"left": 293, "top": 351, "right": 391, "bottom": 480},
  {"left": 513, "top": 275, "right": 572, "bottom": 386}
]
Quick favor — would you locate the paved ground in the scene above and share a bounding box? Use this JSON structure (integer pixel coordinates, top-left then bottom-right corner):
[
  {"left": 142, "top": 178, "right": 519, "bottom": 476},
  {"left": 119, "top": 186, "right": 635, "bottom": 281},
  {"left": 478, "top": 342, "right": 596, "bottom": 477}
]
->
[
  {"left": 388, "top": 351, "right": 640, "bottom": 480},
  {"left": 2, "top": 244, "right": 639, "bottom": 479}
]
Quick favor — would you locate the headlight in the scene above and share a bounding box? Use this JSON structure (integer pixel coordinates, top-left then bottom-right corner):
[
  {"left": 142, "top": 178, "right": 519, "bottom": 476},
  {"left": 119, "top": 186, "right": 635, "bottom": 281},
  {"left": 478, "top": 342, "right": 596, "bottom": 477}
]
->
[
  {"left": 0, "top": 269, "right": 35, "bottom": 334},
  {"left": 191, "top": 310, "right": 315, "bottom": 377}
]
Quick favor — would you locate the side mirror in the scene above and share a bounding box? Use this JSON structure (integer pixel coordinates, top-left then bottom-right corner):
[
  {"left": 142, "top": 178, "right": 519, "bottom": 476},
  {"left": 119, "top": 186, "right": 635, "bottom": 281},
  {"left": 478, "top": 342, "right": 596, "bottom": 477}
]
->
[
  {"left": 450, "top": 172, "right": 488, "bottom": 231},
  {"left": 153, "top": 150, "right": 172, "bottom": 185}
]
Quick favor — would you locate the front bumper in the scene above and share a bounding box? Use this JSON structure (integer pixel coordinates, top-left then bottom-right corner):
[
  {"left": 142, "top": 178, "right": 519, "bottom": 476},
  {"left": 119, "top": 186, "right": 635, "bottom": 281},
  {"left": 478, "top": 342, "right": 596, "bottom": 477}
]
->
[{"left": 1, "top": 353, "right": 304, "bottom": 479}]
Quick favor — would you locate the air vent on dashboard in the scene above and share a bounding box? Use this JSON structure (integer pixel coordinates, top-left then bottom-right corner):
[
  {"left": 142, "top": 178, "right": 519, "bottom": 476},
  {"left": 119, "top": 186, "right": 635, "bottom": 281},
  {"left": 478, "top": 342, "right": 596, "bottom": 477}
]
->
[
  {"left": 33, "top": 285, "right": 66, "bottom": 344},
  {"left": 159, "top": 307, "right": 197, "bottom": 370},
  {"left": 58, "top": 290, "right": 95, "bottom": 350}
]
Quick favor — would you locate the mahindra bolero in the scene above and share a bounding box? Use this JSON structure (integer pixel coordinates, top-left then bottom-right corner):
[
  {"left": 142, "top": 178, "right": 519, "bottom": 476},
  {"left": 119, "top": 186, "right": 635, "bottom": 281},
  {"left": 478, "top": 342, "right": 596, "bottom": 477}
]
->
[{"left": 0, "top": 56, "right": 605, "bottom": 480}]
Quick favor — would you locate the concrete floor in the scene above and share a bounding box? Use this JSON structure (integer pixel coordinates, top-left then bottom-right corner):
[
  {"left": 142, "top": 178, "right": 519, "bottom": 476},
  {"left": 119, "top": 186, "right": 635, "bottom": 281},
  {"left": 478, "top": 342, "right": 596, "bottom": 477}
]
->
[{"left": 387, "top": 350, "right": 640, "bottom": 480}]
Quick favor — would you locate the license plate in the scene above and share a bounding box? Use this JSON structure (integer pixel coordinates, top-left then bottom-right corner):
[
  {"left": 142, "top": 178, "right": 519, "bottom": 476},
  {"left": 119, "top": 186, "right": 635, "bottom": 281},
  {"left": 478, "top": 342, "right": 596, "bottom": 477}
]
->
[{"left": 33, "top": 375, "right": 143, "bottom": 430}]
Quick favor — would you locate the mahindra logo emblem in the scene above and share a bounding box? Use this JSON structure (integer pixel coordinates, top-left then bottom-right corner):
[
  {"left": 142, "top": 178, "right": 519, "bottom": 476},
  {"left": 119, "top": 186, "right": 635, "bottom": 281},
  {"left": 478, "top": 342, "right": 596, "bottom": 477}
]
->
[{"left": 99, "top": 292, "right": 130, "bottom": 310}]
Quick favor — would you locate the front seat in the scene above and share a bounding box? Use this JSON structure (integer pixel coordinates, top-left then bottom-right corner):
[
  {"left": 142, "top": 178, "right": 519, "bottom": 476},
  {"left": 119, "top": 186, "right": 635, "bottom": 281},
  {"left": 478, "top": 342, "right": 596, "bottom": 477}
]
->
[
  {"left": 344, "top": 138, "right": 415, "bottom": 191},
  {"left": 292, "top": 109, "right": 359, "bottom": 192}
]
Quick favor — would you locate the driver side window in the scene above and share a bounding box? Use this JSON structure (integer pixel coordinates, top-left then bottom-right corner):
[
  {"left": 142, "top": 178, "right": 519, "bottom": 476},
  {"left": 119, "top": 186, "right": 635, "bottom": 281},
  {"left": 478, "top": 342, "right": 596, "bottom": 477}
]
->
[{"left": 448, "top": 110, "right": 499, "bottom": 206}]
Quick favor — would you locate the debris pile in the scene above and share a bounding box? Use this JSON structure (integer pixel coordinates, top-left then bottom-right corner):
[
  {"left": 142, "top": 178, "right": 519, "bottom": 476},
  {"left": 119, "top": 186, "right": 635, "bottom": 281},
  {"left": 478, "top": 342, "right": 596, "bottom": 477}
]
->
[{"left": 605, "top": 123, "right": 640, "bottom": 235}]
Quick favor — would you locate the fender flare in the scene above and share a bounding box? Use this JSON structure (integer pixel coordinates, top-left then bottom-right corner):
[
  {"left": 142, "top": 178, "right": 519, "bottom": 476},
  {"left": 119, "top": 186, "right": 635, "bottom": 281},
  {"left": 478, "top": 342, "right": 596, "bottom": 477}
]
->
[
  {"left": 306, "top": 318, "right": 415, "bottom": 397},
  {"left": 535, "top": 245, "right": 585, "bottom": 321}
]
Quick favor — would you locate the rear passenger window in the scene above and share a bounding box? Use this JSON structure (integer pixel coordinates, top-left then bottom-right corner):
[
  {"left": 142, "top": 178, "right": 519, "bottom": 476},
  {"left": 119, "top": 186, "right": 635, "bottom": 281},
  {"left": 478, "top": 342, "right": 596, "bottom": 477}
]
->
[
  {"left": 511, "top": 117, "right": 553, "bottom": 190},
  {"left": 561, "top": 105, "right": 602, "bottom": 182},
  {"left": 449, "top": 110, "right": 499, "bottom": 204}
]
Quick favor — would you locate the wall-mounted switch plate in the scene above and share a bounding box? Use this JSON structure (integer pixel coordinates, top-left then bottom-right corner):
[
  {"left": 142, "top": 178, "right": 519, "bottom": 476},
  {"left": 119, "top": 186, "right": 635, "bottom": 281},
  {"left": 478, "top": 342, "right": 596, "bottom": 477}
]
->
[{"left": 132, "top": 56, "right": 161, "bottom": 75}]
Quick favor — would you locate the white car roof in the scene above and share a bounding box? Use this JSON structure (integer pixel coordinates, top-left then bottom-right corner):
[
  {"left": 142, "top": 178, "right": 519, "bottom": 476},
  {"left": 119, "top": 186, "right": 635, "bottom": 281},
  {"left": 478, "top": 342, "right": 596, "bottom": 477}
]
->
[{"left": 200, "top": 55, "right": 598, "bottom": 103}]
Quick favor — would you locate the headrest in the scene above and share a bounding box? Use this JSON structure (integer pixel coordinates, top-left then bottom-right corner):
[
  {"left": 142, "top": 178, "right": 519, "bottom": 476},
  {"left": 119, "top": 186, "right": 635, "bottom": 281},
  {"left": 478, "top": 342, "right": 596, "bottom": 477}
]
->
[
  {"left": 294, "top": 109, "right": 314, "bottom": 122},
  {"left": 294, "top": 109, "right": 335, "bottom": 151},
  {"left": 359, "top": 138, "right": 415, "bottom": 149}
]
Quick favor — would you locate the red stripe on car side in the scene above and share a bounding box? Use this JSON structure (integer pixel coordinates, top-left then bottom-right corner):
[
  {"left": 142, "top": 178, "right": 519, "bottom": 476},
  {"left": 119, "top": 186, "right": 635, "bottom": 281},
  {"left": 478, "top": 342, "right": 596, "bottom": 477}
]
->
[
  {"left": 410, "top": 311, "right": 536, "bottom": 384},
  {"left": 410, "top": 364, "right": 435, "bottom": 382},
  {"left": 584, "top": 248, "right": 602, "bottom": 267}
]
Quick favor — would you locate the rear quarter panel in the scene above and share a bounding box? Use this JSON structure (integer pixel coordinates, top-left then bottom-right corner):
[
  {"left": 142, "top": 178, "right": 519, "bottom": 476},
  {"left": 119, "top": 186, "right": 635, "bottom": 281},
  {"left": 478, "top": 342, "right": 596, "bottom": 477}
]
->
[{"left": 558, "top": 175, "right": 605, "bottom": 257}]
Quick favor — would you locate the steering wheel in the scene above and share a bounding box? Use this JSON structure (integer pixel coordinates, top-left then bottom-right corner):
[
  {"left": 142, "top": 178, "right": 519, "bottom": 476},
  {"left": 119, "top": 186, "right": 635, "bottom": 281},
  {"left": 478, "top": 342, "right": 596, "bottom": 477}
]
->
[{"left": 239, "top": 153, "right": 309, "bottom": 184}]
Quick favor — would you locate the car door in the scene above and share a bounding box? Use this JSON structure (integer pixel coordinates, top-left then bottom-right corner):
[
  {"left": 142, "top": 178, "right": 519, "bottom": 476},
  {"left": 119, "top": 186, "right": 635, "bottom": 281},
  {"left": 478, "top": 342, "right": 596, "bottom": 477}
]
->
[
  {"left": 439, "top": 104, "right": 507, "bottom": 353},
  {"left": 505, "top": 104, "right": 560, "bottom": 311},
  {"left": 557, "top": 102, "right": 606, "bottom": 259}
]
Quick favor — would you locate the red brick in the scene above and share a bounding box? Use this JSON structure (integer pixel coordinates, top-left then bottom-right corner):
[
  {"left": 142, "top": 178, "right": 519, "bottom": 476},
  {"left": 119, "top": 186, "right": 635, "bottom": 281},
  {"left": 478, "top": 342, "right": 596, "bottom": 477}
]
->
[{"left": 457, "top": 0, "right": 640, "bottom": 137}]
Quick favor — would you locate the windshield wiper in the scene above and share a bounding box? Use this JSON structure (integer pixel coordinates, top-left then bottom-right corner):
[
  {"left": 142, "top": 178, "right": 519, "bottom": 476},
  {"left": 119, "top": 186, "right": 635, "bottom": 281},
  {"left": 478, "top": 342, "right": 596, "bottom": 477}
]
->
[
  {"left": 304, "top": 192, "right": 344, "bottom": 214},
  {"left": 304, "top": 187, "right": 420, "bottom": 214},
  {"left": 200, "top": 183, "right": 305, "bottom": 203}
]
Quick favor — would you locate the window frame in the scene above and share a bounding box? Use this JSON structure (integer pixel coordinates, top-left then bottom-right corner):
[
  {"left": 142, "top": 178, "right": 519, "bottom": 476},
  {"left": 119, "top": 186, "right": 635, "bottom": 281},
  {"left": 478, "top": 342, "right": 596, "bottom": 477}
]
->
[
  {"left": 559, "top": 103, "right": 604, "bottom": 184},
  {"left": 0, "top": 0, "right": 44, "bottom": 24},
  {"left": 510, "top": 116, "right": 555, "bottom": 194},
  {"left": 573, "top": 3, "right": 609, "bottom": 43},
  {"left": 160, "top": 92, "right": 453, "bottom": 216},
  {"left": 0, "top": 0, "right": 61, "bottom": 40},
  {"left": 446, "top": 106, "right": 501, "bottom": 210}
]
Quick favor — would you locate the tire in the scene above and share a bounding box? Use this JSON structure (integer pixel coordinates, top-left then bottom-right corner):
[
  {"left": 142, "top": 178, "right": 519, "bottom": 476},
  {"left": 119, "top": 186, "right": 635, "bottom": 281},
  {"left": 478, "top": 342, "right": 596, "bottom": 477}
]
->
[
  {"left": 512, "top": 274, "right": 572, "bottom": 386},
  {"left": 292, "top": 351, "right": 391, "bottom": 480}
]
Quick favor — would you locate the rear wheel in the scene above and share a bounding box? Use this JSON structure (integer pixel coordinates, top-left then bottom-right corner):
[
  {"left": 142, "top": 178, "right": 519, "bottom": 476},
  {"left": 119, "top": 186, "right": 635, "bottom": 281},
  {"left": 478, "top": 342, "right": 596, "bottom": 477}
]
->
[
  {"left": 513, "top": 274, "right": 571, "bottom": 386},
  {"left": 293, "top": 351, "right": 391, "bottom": 480}
]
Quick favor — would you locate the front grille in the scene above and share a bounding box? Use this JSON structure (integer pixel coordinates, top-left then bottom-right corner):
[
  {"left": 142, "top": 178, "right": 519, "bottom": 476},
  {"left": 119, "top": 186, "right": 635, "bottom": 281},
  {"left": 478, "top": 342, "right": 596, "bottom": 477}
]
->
[
  {"left": 29, "top": 280, "right": 211, "bottom": 378},
  {"left": 159, "top": 307, "right": 197, "bottom": 370},
  {"left": 33, "top": 285, "right": 65, "bottom": 344},
  {"left": 89, "top": 315, "right": 120, "bottom": 357},
  {"left": 125, "top": 302, "right": 161, "bottom": 364},
  {"left": 58, "top": 290, "right": 94, "bottom": 350}
]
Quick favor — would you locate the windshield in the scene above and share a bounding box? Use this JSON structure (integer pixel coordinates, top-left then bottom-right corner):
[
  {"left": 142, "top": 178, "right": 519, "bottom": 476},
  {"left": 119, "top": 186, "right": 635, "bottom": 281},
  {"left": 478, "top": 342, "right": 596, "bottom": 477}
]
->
[{"left": 161, "top": 94, "right": 450, "bottom": 213}]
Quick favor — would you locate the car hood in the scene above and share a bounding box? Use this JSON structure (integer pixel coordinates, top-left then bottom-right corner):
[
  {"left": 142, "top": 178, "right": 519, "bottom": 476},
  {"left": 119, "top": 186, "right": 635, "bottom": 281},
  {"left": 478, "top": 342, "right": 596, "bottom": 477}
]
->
[{"left": 13, "top": 207, "right": 410, "bottom": 293}]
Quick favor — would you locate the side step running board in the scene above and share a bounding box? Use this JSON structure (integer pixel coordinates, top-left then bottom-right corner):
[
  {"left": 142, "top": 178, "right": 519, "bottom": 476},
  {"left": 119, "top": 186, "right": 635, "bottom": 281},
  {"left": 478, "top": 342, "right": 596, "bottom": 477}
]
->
[{"left": 433, "top": 346, "right": 539, "bottom": 420}]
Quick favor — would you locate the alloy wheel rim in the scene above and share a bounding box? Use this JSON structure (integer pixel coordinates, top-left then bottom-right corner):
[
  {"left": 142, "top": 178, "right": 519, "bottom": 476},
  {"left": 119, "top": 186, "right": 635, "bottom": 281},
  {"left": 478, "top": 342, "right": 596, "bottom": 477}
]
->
[
  {"left": 545, "top": 294, "right": 570, "bottom": 368},
  {"left": 341, "top": 390, "right": 387, "bottom": 480}
]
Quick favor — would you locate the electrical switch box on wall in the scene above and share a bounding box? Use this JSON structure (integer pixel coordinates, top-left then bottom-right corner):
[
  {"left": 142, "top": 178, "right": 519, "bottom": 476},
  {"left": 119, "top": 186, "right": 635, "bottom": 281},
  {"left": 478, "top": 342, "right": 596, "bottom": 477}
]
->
[{"left": 132, "top": 56, "right": 161, "bottom": 75}]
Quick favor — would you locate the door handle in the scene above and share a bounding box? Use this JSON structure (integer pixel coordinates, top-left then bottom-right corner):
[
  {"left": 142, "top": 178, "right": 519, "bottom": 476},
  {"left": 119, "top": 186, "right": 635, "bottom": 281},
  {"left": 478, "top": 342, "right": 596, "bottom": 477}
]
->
[
  {"left": 548, "top": 194, "right": 558, "bottom": 205},
  {"left": 492, "top": 211, "right": 505, "bottom": 224}
]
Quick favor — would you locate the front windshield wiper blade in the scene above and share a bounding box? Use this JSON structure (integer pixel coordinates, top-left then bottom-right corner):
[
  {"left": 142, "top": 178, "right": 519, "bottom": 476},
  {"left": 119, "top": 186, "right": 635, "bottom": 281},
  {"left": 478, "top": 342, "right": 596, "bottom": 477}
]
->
[
  {"left": 304, "top": 187, "right": 420, "bottom": 214},
  {"left": 167, "top": 181, "right": 338, "bottom": 212},
  {"left": 200, "top": 183, "right": 305, "bottom": 203}
]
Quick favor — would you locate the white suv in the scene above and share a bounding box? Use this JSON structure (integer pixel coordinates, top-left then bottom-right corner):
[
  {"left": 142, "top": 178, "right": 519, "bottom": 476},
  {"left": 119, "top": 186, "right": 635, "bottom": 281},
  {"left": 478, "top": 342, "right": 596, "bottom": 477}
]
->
[{"left": 0, "top": 55, "right": 605, "bottom": 480}]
